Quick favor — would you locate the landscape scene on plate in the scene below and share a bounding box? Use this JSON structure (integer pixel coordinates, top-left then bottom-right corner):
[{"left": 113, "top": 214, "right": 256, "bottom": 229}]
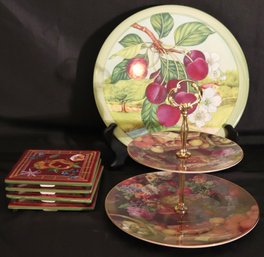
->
[{"left": 103, "top": 13, "right": 239, "bottom": 136}]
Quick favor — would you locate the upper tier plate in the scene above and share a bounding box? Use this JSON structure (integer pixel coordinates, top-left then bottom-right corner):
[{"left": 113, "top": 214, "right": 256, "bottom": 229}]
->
[
  {"left": 127, "top": 131, "right": 243, "bottom": 173},
  {"left": 94, "top": 5, "right": 249, "bottom": 145}
]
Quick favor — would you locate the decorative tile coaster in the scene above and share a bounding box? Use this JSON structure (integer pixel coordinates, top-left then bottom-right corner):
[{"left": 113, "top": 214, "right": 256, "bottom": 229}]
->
[
  {"left": 5, "top": 150, "right": 101, "bottom": 186},
  {"left": 6, "top": 165, "right": 103, "bottom": 203}
]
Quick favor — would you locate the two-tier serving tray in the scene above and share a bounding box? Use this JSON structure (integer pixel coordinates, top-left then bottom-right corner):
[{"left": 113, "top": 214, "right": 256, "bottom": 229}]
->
[{"left": 93, "top": 5, "right": 259, "bottom": 248}]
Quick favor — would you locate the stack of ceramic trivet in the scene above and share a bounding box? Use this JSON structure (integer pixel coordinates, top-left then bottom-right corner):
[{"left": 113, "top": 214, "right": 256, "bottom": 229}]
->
[{"left": 5, "top": 149, "right": 103, "bottom": 211}]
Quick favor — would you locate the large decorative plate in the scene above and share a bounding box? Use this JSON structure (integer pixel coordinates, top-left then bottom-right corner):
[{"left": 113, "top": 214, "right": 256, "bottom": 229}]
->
[
  {"left": 94, "top": 5, "right": 249, "bottom": 145},
  {"left": 105, "top": 172, "right": 259, "bottom": 248},
  {"left": 127, "top": 131, "right": 243, "bottom": 173}
]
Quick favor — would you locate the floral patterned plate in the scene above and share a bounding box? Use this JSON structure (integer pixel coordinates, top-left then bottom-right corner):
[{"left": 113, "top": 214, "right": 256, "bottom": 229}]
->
[
  {"left": 105, "top": 172, "right": 259, "bottom": 248},
  {"left": 93, "top": 5, "right": 249, "bottom": 145},
  {"left": 127, "top": 131, "right": 243, "bottom": 173}
]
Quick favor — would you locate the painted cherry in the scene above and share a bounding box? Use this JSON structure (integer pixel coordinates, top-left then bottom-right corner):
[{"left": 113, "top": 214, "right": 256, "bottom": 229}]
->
[
  {"left": 183, "top": 50, "right": 208, "bottom": 80},
  {"left": 175, "top": 91, "right": 198, "bottom": 114},
  {"left": 166, "top": 79, "right": 187, "bottom": 94},
  {"left": 149, "top": 69, "right": 164, "bottom": 85},
  {"left": 127, "top": 57, "right": 148, "bottom": 80},
  {"left": 183, "top": 50, "right": 206, "bottom": 66},
  {"left": 156, "top": 104, "right": 181, "bottom": 127},
  {"left": 146, "top": 82, "right": 167, "bottom": 104},
  {"left": 185, "top": 58, "right": 208, "bottom": 80}
]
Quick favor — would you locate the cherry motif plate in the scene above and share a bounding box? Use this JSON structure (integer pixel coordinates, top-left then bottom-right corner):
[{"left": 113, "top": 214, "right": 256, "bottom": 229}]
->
[
  {"left": 105, "top": 172, "right": 259, "bottom": 248},
  {"left": 93, "top": 5, "right": 249, "bottom": 145},
  {"left": 127, "top": 131, "right": 243, "bottom": 173}
]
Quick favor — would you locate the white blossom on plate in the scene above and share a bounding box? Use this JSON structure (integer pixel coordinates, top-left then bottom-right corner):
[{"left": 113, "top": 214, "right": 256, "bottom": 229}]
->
[
  {"left": 188, "top": 105, "right": 211, "bottom": 128},
  {"left": 201, "top": 87, "right": 222, "bottom": 113},
  {"left": 205, "top": 52, "right": 222, "bottom": 80}
]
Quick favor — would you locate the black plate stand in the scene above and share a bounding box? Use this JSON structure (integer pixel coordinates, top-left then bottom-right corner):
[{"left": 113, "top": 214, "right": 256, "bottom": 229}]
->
[{"left": 104, "top": 123, "right": 128, "bottom": 168}]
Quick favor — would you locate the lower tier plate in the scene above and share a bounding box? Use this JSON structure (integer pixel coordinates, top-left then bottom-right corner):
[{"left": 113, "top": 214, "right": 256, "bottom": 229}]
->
[
  {"left": 105, "top": 172, "right": 259, "bottom": 248},
  {"left": 127, "top": 131, "right": 243, "bottom": 173}
]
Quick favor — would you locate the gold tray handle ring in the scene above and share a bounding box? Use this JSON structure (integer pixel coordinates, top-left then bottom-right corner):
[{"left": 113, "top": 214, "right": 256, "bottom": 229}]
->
[{"left": 168, "top": 80, "right": 202, "bottom": 158}]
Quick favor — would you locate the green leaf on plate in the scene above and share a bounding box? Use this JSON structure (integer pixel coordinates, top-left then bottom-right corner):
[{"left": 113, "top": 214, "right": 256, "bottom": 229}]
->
[
  {"left": 111, "top": 59, "right": 130, "bottom": 84},
  {"left": 111, "top": 43, "right": 143, "bottom": 59},
  {"left": 160, "top": 57, "right": 186, "bottom": 82},
  {"left": 174, "top": 22, "right": 214, "bottom": 46},
  {"left": 119, "top": 33, "right": 144, "bottom": 47},
  {"left": 150, "top": 13, "right": 174, "bottom": 39},
  {"left": 141, "top": 98, "right": 163, "bottom": 132}
]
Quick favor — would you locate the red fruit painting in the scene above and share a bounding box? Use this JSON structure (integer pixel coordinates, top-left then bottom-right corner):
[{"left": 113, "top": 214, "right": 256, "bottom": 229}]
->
[
  {"left": 156, "top": 104, "right": 181, "bottom": 127},
  {"left": 186, "top": 58, "right": 209, "bottom": 80},
  {"left": 127, "top": 57, "right": 148, "bottom": 80},
  {"left": 175, "top": 92, "right": 198, "bottom": 114},
  {"left": 166, "top": 79, "right": 187, "bottom": 94},
  {"left": 98, "top": 10, "right": 242, "bottom": 139},
  {"left": 183, "top": 50, "right": 206, "bottom": 66},
  {"left": 145, "top": 82, "right": 167, "bottom": 104}
]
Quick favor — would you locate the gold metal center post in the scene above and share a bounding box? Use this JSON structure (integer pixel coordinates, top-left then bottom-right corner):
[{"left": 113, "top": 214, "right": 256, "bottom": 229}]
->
[{"left": 167, "top": 80, "right": 202, "bottom": 214}]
